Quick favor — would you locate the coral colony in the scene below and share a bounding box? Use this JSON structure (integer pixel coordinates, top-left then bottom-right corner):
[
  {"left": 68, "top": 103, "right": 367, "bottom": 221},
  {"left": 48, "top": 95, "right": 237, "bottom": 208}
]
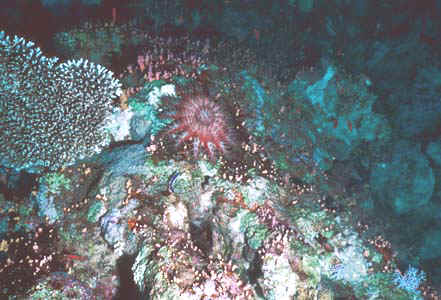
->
[
  {"left": 0, "top": 31, "right": 121, "bottom": 173},
  {"left": 1, "top": 1, "right": 441, "bottom": 299}
]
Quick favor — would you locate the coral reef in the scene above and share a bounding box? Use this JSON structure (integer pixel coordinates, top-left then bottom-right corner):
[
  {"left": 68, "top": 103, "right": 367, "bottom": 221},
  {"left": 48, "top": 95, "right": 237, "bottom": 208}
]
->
[{"left": 3, "top": 1, "right": 441, "bottom": 297}]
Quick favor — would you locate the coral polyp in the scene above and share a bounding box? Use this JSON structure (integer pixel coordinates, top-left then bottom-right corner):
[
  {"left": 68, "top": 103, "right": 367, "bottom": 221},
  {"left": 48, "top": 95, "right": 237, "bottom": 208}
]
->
[{"left": 166, "top": 95, "right": 234, "bottom": 161}]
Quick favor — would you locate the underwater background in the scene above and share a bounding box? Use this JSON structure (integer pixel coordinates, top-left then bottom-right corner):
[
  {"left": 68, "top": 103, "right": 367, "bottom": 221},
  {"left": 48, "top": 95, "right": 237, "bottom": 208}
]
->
[{"left": 1, "top": 0, "right": 441, "bottom": 298}]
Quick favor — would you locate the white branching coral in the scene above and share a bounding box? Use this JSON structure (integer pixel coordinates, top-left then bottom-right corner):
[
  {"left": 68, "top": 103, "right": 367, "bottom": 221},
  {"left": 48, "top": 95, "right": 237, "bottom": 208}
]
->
[{"left": 0, "top": 31, "right": 121, "bottom": 172}]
